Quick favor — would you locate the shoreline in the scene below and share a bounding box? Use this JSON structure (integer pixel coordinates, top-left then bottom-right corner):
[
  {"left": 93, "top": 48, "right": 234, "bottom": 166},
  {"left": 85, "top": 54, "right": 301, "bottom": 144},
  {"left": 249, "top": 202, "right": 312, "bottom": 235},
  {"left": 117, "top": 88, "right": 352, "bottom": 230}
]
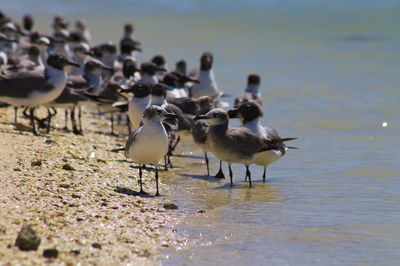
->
[{"left": 0, "top": 106, "right": 190, "bottom": 265}]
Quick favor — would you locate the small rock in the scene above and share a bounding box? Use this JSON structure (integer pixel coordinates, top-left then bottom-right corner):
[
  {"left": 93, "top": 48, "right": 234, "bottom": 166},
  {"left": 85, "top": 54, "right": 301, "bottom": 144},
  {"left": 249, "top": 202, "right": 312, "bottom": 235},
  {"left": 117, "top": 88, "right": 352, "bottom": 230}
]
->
[
  {"left": 43, "top": 248, "right": 58, "bottom": 258},
  {"left": 59, "top": 183, "right": 71, "bottom": 189},
  {"left": 92, "top": 243, "right": 102, "bottom": 249},
  {"left": 13, "top": 168, "right": 21, "bottom": 172},
  {"left": 76, "top": 217, "right": 85, "bottom": 222},
  {"left": 70, "top": 249, "right": 80, "bottom": 255},
  {"left": 45, "top": 139, "right": 55, "bottom": 144},
  {"left": 15, "top": 225, "right": 41, "bottom": 251},
  {"left": 0, "top": 225, "right": 6, "bottom": 234},
  {"left": 31, "top": 160, "right": 42, "bottom": 167},
  {"left": 163, "top": 202, "right": 178, "bottom": 210},
  {"left": 198, "top": 210, "right": 206, "bottom": 214},
  {"left": 71, "top": 193, "right": 81, "bottom": 199},
  {"left": 62, "top": 164, "right": 75, "bottom": 171}
]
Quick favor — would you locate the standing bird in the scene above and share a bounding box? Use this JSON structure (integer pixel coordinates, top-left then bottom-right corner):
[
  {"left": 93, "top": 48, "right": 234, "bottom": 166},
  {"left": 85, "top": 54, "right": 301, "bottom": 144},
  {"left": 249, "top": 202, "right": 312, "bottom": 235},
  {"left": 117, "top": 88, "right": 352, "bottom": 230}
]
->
[
  {"left": 0, "top": 54, "right": 79, "bottom": 135},
  {"left": 125, "top": 105, "right": 176, "bottom": 196},
  {"left": 191, "top": 52, "right": 221, "bottom": 98},
  {"left": 195, "top": 108, "right": 296, "bottom": 187},
  {"left": 228, "top": 102, "right": 297, "bottom": 181},
  {"left": 234, "top": 74, "right": 262, "bottom": 108}
]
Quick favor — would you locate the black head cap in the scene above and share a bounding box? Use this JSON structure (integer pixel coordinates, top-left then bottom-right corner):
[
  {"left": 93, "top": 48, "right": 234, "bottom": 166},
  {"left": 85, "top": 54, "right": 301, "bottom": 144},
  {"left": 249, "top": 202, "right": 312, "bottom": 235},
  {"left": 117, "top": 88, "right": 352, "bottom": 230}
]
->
[
  {"left": 28, "top": 45, "right": 40, "bottom": 57},
  {"left": 129, "top": 82, "right": 152, "bottom": 98},
  {"left": 124, "top": 23, "right": 134, "bottom": 34},
  {"left": 140, "top": 62, "right": 158, "bottom": 76},
  {"left": 122, "top": 58, "right": 139, "bottom": 78},
  {"left": 23, "top": 14, "right": 34, "bottom": 31},
  {"left": 247, "top": 74, "right": 260, "bottom": 85},
  {"left": 163, "top": 73, "right": 180, "bottom": 88},
  {"left": 238, "top": 101, "right": 263, "bottom": 122},
  {"left": 69, "top": 32, "right": 84, "bottom": 43},
  {"left": 175, "top": 60, "right": 187, "bottom": 75},
  {"left": 53, "top": 15, "right": 69, "bottom": 30},
  {"left": 200, "top": 52, "right": 213, "bottom": 71},
  {"left": 29, "top": 31, "right": 40, "bottom": 43},
  {"left": 47, "top": 54, "right": 79, "bottom": 70},
  {"left": 151, "top": 83, "right": 167, "bottom": 97},
  {"left": 151, "top": 54, "right": 166, "bottom": 67},
  {"left": 100, "top": 42, "right": 117, "bottom": 54}
]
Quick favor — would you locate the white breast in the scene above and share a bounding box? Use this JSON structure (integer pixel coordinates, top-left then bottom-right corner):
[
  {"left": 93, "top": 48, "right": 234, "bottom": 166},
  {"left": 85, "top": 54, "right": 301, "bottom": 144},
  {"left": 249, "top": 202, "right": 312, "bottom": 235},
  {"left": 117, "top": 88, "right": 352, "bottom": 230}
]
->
[{"left": 128, "top": 96, "right": 151, "bottom": 129}]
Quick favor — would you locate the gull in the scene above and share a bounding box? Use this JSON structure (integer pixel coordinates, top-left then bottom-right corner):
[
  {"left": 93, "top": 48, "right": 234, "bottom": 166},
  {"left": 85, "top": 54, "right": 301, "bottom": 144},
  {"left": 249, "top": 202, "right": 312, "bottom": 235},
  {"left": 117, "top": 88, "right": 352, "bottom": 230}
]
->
[
  {"left": 228, "top": 101, "right": 297, "bottom": 181},
  {"left": 195, "top": 108, "right": 296, "bottom": 187},
  {"left": 234, "top": 74, "right": 263, "bottom": 108},
  {"left": 0, "top": 54, "right": 79, "bottom": 135},
  {"left": 125, "top": 105, "right": 176, "bottom": 196}
]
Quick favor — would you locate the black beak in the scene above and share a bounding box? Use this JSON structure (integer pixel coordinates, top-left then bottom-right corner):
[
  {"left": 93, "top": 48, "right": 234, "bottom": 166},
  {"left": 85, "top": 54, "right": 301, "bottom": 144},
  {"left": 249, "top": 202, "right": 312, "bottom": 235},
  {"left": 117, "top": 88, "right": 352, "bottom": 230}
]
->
[
  {"left": 164, "top": 112, "right": 177, "bottom": 119},
  {"left": 194, "top": 115, "right": 209, "bottom": 120},
  {"left": 227, "top": 109, "right": 240, "bottom": 119},
  {"left": 66, "top": 60, "right": 81, "bottom": 68},
  {"left": 102, "top": 65, "right": 114, "bottom": 72},
  {"left": 84, "top": 51, "right": 96, "bottom": 57}
]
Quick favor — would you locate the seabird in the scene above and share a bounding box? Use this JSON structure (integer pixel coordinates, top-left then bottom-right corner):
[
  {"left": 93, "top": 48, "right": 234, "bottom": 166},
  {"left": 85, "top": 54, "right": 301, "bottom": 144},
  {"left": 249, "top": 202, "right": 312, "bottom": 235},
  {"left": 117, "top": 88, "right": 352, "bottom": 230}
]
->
[
  {"left": 0, "top": 53, "right": 79, "bottom": 135},
  {"left": 195, "top": 108, "right": 296, "bottom": 187},
  {"left": 228, "top": 101, "right": 297, "bottom": 181},
  {"left": 190, "top": 52, "right": 221, "bottom": 98},
  {"left": 125, "top": 105, "right": 176, "bottom": 196},
  {"left": 234, "top": 74, "right": 262, "bottom": 108},
  {"left": 138, "top": 62, "right": 166, "bottom": 85}
]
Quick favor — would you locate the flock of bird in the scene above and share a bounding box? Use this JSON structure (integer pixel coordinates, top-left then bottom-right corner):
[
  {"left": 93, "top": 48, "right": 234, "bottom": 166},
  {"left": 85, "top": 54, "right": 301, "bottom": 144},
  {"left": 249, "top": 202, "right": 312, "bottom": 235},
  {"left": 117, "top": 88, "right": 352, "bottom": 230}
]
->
[{"left": 0, "top": 11, "right": 297, "bottom": 196}]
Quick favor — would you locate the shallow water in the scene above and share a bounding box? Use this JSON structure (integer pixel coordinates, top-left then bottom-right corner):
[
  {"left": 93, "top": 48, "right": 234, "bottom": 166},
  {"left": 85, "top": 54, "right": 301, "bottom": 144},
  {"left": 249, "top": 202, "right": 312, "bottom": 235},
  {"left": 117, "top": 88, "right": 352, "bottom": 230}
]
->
[{"left": 4, "top": 1, "right": 400, "bottom": 264}]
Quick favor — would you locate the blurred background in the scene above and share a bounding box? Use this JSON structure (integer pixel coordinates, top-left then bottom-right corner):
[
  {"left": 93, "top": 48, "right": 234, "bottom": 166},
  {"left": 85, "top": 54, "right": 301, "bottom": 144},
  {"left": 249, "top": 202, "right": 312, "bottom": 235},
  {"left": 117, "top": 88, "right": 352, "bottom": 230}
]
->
[{"left": 3, "top": 1, "right": 400, "bottom": 264}]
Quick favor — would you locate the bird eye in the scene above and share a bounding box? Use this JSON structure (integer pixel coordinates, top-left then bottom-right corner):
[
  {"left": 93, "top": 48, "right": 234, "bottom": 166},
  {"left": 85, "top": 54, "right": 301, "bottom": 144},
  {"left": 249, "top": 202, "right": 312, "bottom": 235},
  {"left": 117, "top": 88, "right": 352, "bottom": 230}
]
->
[{"left": 213, "top": 113, "right": 219, "bottom": 117}]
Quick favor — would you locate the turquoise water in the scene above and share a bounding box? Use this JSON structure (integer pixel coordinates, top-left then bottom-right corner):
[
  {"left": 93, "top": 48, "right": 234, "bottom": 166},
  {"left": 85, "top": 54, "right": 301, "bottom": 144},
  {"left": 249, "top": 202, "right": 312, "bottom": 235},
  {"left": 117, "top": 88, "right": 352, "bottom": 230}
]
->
[{"left": 3, "top": 1, "right": 400, "bottom": 264}]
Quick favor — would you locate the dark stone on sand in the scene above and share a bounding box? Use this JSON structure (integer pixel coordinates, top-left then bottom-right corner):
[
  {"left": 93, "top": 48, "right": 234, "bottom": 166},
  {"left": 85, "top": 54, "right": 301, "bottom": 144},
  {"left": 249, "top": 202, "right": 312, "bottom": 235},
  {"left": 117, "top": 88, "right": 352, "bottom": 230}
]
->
[
  {"left": 163, "top": 202, "right": 178, "bottom": 210},
  {"left": 70, "top": 249, "right": 81, "bottom": 255},
  {"left": 62, "top": 163, "right": 75, "bottom": 171},
  {"left": 71, "top": 193, "right": 81, "bottom": 199},
  {"left": 15, "top": 225, "right": 41, "bottom": 251},
  {"left": 92, "top": 242, "right": 102, "bottom": 249},
  {"left": 31, "top": 160, "right": 42, "bottom": 167},
  {"left": 43, "top": 248, "right": 59, "bottom": 258}
]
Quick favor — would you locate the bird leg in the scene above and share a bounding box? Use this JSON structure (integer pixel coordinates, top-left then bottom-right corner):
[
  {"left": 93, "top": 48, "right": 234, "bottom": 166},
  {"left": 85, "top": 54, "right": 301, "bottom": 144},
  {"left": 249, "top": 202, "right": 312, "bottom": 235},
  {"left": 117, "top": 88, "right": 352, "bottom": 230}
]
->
[
  {"left": 155, "top": 167, "right": 160, "bottom": 196},
  {"left": 64, "top": 109, "right": 69, "bottom": 131},
  {"left": 263, "top": 166, "right": 267, "bottom": 183},
  {"left": 110, "top": 114, "right": 115, "bottom": 135},
  {"left": 29, "top": 107, "right": 38, "bottom": 136},
  {"left": 171, "top": 135, "right": 181, "bottom": 152},
  {"left": 228, "top": 164, "right": 233, "bottom": 186},
  {"left": 14, "top": 107, "right": 18, "bottom": 125},
  {"left": 204, "top": 152, "right": 210, "bottom": 176},
  {"left": 46, "top": 107, "right": 57, "bottom": 133},
  {"left": 78, "top": 106, "right": 83, "bottom": 134},
  {"left": 71, "top": 105, "right": 81, "bottom": 135},
  {"left": 164, "top": 155, "right": 168, "bottom": 170},
  {"left": 214, "top": 160, "right": 225, "bottom": 179},
  {"left": 245, "top": 165, "right": 252, "bottom": 187},
  {"left": 138, "top": 165, "right": 144, "bottom": 194}
]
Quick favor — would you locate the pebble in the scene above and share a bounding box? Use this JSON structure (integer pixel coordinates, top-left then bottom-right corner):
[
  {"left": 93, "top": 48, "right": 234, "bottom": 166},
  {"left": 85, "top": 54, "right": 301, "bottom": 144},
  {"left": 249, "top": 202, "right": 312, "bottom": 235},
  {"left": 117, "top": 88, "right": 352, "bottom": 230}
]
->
[
  {"left": 31, "top": 160, "right": 42, "bottom": 167},
  {"left": 62, "top": 164, "right": 75, "bottom": 171},
  {"left": 92, "top": 243, "right": 102, "bottom": 249},
  {"left": 163, "top": 202, "right": 178, "bottom": 210},
  {"left": 15, "top": 225, "right": 41, "bottom": 251},
  {"left": 43, "top": 248, "right": 59, "bottom": 258}
]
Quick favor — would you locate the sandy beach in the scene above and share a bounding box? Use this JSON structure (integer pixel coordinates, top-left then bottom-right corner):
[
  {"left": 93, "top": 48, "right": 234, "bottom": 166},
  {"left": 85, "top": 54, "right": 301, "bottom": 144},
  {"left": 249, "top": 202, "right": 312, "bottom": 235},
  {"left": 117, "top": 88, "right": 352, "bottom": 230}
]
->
[{"left": 0, "top": 106, "right": 189, "bottom": 265}]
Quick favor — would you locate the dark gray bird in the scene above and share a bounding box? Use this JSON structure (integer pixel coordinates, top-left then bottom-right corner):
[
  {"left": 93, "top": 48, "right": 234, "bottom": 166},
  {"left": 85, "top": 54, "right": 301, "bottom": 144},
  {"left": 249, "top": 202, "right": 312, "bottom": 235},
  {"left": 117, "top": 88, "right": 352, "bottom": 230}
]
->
[
  {"left": 195, "top": 108, "right": 296, "bottom": 187},
  {"left": 0, "top": 54, "right": 80, "bottom": 135}
]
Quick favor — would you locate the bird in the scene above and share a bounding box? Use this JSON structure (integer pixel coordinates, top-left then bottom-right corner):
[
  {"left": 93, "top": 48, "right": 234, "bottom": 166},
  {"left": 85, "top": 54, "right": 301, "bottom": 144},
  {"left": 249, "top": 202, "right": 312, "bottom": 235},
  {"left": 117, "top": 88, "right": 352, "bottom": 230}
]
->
[
  {"left": 0, "top": 53, "right": 80, "bottom": 135},
  {"left": 138, "top": 62, "right": 166, "bottom": 85},
  {"left": 125, "top": 105, "right": 176, "bottom": 196},
  {"left": 190, "top": 52, "right": 221, "bottom": 98},
  {"left": 195, "top": 108, "right": 296, "bottom": 187},
  {"left": 234, "top": 74, "right": 263, "bottom": 108},
  {"left": 228, "top": 101, "right": 297, "bottom": 181}
]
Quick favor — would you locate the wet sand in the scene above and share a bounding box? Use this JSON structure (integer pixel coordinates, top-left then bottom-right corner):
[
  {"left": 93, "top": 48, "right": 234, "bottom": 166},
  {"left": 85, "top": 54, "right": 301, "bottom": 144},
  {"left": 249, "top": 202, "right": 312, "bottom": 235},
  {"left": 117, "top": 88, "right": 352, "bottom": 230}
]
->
[{"left": 0, "top": 106, "right": 189, "bottom": 265}]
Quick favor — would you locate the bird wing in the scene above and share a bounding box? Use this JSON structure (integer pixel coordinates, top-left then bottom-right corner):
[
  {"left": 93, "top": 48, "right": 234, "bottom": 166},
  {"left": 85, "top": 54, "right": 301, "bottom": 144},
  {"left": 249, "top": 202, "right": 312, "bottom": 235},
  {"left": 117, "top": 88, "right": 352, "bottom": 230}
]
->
[
  {"left": 125, "top": 129, "right": 138, "bottom": 157},
  {"left": 0, "top": 71, "right": 51, "bottom": 98}
]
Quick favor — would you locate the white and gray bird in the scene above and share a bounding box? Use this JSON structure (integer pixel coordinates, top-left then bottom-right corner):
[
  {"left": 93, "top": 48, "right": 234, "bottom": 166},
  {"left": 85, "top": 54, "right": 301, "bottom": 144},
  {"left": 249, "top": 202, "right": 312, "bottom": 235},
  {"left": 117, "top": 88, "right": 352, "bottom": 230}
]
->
[
  {"left": 125, "top": 105, "right": 176, "bottom": 196},
  {"left": 228, "top": 101, "right": 297, "bottom": 181},
  {"left": 195, "top": 108, "right": 296, "bottom": 187}
]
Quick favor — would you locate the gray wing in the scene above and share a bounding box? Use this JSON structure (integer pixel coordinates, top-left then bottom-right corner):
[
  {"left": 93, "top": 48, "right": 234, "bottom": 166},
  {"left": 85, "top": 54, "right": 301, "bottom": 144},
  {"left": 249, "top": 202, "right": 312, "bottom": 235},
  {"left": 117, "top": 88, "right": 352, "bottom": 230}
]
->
[
  {"left": 0, "top": 71, "right": 51, "bottom": 98},
  {"left": 192, "top": 120, "right": 209, "bottom": 144},
  {"left": 264, "top": 126, "right": 281, "bottom": 139},
  {"left": 67, "top": 75, "right": 89, "bottom": 89},
  {"left": 225, "top": 126, "right": 267, "bottom": 156},
  {"left": 125, "top": 129, "right": 138, "bottom": 158}
]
